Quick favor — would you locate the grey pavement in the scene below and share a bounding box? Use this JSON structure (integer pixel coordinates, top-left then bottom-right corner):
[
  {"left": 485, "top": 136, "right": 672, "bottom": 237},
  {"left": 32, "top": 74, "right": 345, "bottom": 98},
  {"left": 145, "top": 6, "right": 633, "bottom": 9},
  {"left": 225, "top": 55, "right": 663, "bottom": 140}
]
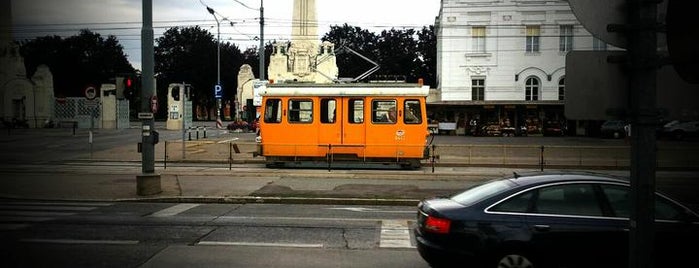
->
[{"left": 1, "top": 124, "right": 698, "bottom": 208}]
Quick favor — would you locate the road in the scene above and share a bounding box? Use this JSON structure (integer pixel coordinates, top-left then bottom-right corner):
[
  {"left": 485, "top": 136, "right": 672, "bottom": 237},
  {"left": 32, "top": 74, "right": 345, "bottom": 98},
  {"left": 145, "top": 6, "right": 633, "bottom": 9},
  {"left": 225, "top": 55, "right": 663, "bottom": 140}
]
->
[{"left": 0, "top": 200, "right": 428, "bottom": 268}]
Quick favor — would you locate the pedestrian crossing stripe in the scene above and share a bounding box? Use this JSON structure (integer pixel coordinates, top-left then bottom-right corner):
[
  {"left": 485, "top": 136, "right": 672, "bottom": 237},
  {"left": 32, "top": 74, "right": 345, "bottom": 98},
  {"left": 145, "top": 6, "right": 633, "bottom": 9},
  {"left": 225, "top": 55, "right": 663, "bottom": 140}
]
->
[{"left": 379, "top": 220, "right": 414, "bottom": 248}]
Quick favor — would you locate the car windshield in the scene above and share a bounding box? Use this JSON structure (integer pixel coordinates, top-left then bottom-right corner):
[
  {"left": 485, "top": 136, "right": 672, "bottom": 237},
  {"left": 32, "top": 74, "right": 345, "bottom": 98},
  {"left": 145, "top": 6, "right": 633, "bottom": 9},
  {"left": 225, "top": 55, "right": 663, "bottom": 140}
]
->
[{"left": 451, "top": 179, "right": 514, "bottom": 206}]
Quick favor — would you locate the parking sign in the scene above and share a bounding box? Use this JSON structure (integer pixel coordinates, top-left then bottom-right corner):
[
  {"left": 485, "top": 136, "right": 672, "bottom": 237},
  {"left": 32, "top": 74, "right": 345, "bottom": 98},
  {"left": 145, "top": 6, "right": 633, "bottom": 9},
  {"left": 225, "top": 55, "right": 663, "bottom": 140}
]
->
[{"left": 214, "top": 84, "right": 222, "bottom": 99}]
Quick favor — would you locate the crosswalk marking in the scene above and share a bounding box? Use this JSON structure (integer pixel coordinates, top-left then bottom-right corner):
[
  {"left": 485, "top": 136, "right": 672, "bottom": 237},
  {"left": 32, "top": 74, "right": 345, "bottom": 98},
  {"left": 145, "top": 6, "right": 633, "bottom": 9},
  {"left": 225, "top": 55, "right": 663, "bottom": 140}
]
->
[
  {"left": 0, "top": 202, "right": 109, "bottom": 225},
  {"left": 380, "top": 220, "right": 414, "bottom": 248},
  {"left": 20, "top": 239, "right": 139, "bottom": 245},
  {"left": 0, "top": 223, "right": 30, "bottom": 231},
  {"left": 0, "top": 205, "right": 97, "bottom": 211},
  {"left": 150, "top": 204, "right": 200, "bottom": 217}
]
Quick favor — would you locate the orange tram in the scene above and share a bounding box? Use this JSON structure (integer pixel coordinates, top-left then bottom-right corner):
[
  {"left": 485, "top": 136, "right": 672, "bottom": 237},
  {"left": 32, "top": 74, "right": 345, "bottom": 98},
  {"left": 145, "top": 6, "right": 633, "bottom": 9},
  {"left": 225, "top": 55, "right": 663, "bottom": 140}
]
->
[{"left": 257, "top": 81, "right": 430, "bottom": 169}]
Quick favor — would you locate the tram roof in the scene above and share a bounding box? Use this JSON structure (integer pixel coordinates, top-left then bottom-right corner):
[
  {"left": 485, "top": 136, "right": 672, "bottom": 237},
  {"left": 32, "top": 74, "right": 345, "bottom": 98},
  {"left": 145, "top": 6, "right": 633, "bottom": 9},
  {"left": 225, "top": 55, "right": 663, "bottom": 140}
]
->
[{"left": 260, "top": 83, "right": 429, "bottom": 97}]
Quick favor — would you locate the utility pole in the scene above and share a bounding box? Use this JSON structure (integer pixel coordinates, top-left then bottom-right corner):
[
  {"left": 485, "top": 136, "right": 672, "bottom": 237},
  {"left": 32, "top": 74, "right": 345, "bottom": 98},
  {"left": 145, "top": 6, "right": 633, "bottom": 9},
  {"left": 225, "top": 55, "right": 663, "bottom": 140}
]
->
[
  {"left": 137, "top": 0, "right": 161, "bottom": 195},
  {"left": 207, "top": 6, "right": 223, "bottom": 129},
  {"left": 624, "top": 0, "right": 657, "bottom": 267},
  {"left": 259, "top": 0, "right": 265, "bottom": 80}
]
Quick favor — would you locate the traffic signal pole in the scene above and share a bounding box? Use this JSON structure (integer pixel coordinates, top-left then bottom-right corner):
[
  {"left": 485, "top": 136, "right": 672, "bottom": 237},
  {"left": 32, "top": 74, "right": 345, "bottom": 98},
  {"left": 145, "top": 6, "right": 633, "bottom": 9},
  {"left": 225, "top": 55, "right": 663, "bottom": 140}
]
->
[
  {"left": 626, "top": 0, "right": 657, "bottom": 267},
  {"left": 137, "top": 0, "right": 161, "bottom": 195}
]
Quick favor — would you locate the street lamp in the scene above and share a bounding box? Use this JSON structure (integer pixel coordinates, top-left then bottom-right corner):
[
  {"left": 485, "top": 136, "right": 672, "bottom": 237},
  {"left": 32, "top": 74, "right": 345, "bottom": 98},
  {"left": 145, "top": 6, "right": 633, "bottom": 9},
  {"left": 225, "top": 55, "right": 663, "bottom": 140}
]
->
[{"left": 206, "top": 6, "right": 223, "bottom": 128}]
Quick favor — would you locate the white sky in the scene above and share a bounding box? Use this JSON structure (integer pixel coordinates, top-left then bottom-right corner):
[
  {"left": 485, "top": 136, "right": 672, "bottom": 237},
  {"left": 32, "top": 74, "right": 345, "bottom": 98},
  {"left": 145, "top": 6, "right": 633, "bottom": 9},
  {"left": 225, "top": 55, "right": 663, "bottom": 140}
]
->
[{"left": 11, "top": 0, "right": 441, "bottom": 70}]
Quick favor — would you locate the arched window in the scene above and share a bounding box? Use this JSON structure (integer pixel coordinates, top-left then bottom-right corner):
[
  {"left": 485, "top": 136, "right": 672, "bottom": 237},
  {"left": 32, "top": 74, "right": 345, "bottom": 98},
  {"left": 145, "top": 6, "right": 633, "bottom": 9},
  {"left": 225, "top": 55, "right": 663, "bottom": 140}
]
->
[
  {"left": 525, "top": 77, "right": 540, "bottom": 101},
  {"left": 558, "top": 78, "right": 565, "bottom": 101}
]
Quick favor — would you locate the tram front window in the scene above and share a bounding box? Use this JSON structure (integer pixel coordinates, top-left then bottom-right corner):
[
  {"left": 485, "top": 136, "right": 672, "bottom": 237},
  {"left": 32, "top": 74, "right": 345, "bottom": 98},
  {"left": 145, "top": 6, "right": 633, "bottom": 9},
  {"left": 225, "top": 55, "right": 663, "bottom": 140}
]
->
[{"left": 264, "top": 99, "right": 282, "bottom": 123}]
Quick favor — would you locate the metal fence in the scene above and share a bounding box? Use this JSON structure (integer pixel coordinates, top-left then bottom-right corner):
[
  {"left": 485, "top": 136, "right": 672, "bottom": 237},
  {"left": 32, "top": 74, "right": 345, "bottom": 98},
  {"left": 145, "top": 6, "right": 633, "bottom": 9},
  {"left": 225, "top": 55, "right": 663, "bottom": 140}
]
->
[
  {"left": 148, "top": 140, "right": 699, "bottom": 170},
  {"left": 54, "top": 98, "right": 129, "bottom": 129}
]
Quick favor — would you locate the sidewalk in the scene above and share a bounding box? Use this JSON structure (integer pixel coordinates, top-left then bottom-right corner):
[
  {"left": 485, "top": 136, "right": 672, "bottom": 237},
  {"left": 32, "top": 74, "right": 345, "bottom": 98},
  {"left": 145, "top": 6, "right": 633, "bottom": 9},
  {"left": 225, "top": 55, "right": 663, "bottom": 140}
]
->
[
  {"left": 0, "top": 163, "right": 630, "bottom": 206},
  {"left": 2, "top": 127, "right": 697, "bottom": 206}
]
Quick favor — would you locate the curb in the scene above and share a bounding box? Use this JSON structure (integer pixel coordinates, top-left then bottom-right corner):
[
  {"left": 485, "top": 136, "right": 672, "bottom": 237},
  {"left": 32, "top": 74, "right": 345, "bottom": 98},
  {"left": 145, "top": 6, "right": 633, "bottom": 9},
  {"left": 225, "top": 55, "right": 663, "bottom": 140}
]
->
[{"left": 0, "top": 195, "right": 420, "bottom": 206}]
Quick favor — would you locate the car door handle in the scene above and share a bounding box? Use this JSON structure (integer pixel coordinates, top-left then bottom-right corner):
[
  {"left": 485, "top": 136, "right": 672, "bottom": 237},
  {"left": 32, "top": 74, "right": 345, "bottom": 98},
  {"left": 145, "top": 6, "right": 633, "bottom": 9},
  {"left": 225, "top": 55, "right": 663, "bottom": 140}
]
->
[{"left": 533, "top": 225, "right": 550, "bottom": 232}]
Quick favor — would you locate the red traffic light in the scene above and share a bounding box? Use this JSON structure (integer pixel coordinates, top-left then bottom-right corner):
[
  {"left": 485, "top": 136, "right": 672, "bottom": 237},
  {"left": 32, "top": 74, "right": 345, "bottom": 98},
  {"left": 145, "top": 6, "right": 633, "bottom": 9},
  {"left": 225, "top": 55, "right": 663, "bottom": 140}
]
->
[{"left": 125, "top": 77, "right": 133, "bottom": 88}]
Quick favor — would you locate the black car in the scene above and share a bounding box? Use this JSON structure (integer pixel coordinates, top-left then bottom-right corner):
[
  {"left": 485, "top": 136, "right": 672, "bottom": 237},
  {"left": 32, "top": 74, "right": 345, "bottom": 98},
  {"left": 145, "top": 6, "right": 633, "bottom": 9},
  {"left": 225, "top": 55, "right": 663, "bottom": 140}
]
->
[
  {"left": 600, "top": 120, "right": 627, "bottom": 139},
  {"left": 414, "top": 172, "right": 699, "bottom": 268}
]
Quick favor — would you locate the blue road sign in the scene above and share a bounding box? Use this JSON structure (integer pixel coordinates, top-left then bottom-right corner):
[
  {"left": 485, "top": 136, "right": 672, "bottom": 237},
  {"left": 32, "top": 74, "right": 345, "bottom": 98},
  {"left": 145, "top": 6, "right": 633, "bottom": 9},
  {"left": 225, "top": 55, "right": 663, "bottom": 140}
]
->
[{"left": 214, "top": 84, "right": 222, "bottom": 99}]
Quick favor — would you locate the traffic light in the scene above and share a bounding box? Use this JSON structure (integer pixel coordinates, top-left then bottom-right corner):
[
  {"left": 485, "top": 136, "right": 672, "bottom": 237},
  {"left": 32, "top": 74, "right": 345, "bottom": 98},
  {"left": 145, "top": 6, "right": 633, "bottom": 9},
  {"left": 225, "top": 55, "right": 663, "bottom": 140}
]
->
[{"left": 123, "top": 76, "right": 135, "bottom": 100}]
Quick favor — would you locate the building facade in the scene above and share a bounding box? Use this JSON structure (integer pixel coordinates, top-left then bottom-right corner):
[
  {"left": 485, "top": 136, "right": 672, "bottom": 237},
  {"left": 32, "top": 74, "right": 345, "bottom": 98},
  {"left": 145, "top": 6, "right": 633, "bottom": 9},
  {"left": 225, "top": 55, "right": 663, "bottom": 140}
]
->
[{"left": 432, "top": 0, "right": 607, "bottom": 136}]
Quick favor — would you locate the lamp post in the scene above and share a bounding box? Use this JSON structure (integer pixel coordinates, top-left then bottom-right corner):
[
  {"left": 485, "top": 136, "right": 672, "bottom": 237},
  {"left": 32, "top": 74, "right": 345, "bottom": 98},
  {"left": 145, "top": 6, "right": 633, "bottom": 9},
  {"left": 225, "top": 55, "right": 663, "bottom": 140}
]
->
[{"left": 206, "top": 6, "right": 223, "bottom": 128}]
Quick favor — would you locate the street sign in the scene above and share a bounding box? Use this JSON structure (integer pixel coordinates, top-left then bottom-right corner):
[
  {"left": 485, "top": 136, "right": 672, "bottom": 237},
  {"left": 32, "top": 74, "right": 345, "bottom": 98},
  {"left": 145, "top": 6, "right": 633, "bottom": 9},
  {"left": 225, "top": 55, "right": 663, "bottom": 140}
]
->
[
  {"left": 569, "top": 0, "right": 667, "bottom": 49},
  {"left": 565, "top": 51, "right": 699, "bottom": 121},
  {"left": 84, "top": 86, "right": 97, "bottom": 100},
  {"left": 252, "top": 80, "right": 267, "bottom": 106},
  {"left": 150, "top": 95, "right": 158, "bottom": 114},
  {"left": 214, "top": 84, "right": 222, "bottom": 99}
]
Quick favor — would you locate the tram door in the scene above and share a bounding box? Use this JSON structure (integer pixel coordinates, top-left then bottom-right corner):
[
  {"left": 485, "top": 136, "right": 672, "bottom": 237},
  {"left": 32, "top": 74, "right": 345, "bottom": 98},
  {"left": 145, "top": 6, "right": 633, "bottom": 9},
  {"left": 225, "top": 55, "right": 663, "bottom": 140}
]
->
[
  {"left": 318, "top": 98, "right": 342, "bottom": 147},
  {"left": 343, "top": 98, "right": 366, "bottom": 147}
]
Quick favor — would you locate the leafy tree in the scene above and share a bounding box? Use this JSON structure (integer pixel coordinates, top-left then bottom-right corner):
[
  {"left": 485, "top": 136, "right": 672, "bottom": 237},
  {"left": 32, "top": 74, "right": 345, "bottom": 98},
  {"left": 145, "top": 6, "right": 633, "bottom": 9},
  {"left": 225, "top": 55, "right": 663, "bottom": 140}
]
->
[
  {"left": 416, "top": 25, "right": 437, "bottom": 87},
  {"left": 20, "top": 30, "right": 135, "bottom": 97},
  {"left": 322, "top": 24, "right": 379, "bottom": 80},
  {"left": 322, "top": 24, "right": 436, "bottom": 85},
  {"left": 154, "top": 26, "right": 245, "bottom": 119},
  {"left": 375, "top": 28, "right": 420, "bottom": 82}
]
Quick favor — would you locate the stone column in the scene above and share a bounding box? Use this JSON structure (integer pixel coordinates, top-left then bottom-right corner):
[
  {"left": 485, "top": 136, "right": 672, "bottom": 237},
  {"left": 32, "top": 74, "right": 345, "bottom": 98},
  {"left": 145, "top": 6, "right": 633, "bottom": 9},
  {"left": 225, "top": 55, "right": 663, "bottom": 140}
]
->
[{"left": 292, "top": 0, "right": 317, "bottom": 44}]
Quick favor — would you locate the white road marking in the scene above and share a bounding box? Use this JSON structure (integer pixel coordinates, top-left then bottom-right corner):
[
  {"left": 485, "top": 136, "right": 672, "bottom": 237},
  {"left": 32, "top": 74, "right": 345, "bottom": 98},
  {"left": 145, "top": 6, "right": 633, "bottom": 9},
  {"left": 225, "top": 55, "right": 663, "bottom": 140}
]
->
[
  {"left": 0, "top": 211, "right": 75, "bottom": 217},
  {"left": 20, "top": 239, "right": 139, "bottom": 245},
  {"left": 197, "top": 241, "right": 324, "bottom": 248},
  {"left": 380, "top": 220, "right": 414, "bottom": 248},
  {"left": 217, "top": 137, "right": 239, "bottom": 144},
  {"left": 150, "top": 204, "right": 200, "bottom": 217},
  {"left": 325, "top": 207, "right": 415, "bottom": 214},
  {"left": 0, "top": 223, "right": 29, "bottom": 231},
  {"left": 0, "top": 205, "right": 97, "bottom": 211},
  {"left": 4, "top": 201, "right": 112, "bottom": 207}
]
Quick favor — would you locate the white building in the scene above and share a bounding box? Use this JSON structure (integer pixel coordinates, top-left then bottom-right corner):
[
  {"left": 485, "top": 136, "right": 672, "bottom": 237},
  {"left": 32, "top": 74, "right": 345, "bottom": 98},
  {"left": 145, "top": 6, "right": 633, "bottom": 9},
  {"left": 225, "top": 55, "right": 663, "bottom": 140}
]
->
[{"left": 433, "top": 0, "right": 608, "bottom": 135}]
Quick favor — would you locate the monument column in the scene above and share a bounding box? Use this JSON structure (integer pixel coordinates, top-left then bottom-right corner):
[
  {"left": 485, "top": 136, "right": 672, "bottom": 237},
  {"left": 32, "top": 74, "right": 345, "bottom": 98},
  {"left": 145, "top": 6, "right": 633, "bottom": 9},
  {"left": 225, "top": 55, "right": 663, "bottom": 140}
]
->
[{"left": 292, "top": 0, "right": 318, "bottom": 44}]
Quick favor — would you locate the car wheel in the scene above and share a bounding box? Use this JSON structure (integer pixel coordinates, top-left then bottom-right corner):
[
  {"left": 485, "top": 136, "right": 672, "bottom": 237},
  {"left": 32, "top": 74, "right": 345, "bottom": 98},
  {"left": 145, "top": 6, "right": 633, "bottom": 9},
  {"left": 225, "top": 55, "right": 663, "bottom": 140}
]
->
[{"left": 496, "top": 253, "right": 534, "bottom": 268}]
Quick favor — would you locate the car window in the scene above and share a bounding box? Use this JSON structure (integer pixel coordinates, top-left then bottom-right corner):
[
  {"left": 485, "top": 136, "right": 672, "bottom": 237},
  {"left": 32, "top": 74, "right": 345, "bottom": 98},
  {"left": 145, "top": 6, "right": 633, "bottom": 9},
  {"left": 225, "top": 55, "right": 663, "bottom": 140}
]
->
[
  {"left": 534, "top": 184, "right": 603, "bottom": 216},
  {"left": 490, "top": 191, "right": 534, "bottom": 213},
  {"left": 600, "top": 184, "right": 630, "bottom": 218},
  {"left": 601, "top": 184, "right": 687, "bottom": 221},
  {"left": 656, "top": 196, "right": 686, "bottom": 221},
  {"left": 451, "top": 179, "right": 514, "bottom": 206}
]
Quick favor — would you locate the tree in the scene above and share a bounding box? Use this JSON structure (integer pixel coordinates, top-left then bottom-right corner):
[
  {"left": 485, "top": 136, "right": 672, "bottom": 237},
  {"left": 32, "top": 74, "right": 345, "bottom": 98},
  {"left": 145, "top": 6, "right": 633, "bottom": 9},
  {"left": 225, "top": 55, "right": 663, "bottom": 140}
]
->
[
  {"left": 375, "top": 28, "right": 420, "bottom": 82},
  {"left": 322, "top": 24, "right": 436, "bottom": 85},
  {"left": 20, "top": 30, "right": 135, "bottom": 97},
  {"left": 322, "top": 24, "right": 379, "bottom": 80},
  {"left": 154, "top": 26, "right": 246, "bottom": 119},
  {"left": 416, "top": 25, "right": 437, "bottom": 87}
]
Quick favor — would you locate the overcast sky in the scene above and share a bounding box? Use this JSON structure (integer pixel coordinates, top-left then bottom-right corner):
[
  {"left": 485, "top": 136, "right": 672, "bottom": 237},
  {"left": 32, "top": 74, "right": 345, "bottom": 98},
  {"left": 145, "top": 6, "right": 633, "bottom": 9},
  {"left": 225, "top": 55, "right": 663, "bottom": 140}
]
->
[{"left": 11, "top": 0, "right": 440, "bottom": 70}]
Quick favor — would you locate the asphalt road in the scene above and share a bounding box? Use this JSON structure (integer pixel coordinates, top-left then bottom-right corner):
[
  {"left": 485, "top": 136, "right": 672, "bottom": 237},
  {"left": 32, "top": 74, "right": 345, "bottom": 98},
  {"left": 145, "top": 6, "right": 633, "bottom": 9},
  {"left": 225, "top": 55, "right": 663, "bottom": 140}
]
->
[{"left": 1, "top": 201, "right": 428, "bottom": 268}]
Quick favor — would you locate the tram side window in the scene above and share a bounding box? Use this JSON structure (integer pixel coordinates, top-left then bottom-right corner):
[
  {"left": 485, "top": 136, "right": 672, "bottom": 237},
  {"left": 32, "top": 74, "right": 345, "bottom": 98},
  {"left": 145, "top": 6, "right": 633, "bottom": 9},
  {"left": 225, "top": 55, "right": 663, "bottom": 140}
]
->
[
  {"left": 348, "top": 99, "right": 364, "bottom": 123},
  {"left": 264, "top": 99, "right": 282, "bottom": 123},
  {"left": 288, "top": 99, "right": 313, "bottom": 123},
  {"left": 404, "top": 100, "right": 422, "bottom": 124},
  {"left": 372, "top": 100, "right": 397, "bottom": 124},
  {"left": 320, "top": 99, "right": 336, "bottom": 123}
]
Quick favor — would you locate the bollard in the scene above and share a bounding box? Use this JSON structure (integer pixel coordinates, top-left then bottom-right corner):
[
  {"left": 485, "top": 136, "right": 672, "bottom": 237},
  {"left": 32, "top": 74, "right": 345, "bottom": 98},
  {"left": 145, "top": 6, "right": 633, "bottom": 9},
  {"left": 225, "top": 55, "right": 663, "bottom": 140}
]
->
[
  {"left": 432, "top": 144, "right": 437, "bottom": 173},
  {"left": 203, "top": 127, "right": 207, "bottom": 138},
  {"left": 540, "top": 145, "right": 545, "bottom": 171},
  {"left": 164, "top": 140, "right": 167, "bottom": 170},
  {"left": 229, "top": 143, "right": 232, "bottom": 170},
  {"left": 188, "top": 127, "right": 192, "bottom": 141},
  {"left": 196, "top": 127, "right": 200, "bottom": 140}
]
